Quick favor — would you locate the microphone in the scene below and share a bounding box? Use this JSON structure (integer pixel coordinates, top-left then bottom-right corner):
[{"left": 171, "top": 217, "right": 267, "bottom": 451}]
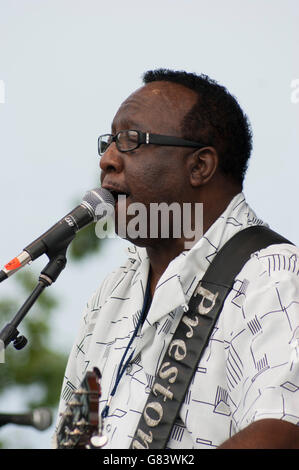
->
[
  {"left": 0, "top": 407, "right": 53, "bottom": 430},
  {"left": 0, "top": 188, "right": 115, "bottom": 283}
]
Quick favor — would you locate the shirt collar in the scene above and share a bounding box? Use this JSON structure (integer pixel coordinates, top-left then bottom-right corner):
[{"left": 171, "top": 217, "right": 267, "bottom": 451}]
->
[
  {"left": 125, "top": 192, "right": 266, "bottom": 321},
  {"left": 126, "top": 192, "right": 265, "bottom": 265}
]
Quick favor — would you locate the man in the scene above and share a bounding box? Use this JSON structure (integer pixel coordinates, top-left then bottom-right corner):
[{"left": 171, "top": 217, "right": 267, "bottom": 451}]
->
[{"left": 55, "top": 69, "right": 299, "bottom": 448}]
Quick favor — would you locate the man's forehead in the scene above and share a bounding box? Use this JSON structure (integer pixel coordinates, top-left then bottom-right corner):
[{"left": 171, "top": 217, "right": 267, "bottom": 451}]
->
[
  {"left": 123, "top": 81, "right": 197, "bottom": 108},
  {"left": 112, "top": 81, "right": 198, "bottom": 131}
]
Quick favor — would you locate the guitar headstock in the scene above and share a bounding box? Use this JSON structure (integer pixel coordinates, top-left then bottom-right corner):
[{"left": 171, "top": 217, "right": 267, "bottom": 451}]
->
[{"left": 56, "top": 367, "right": 104, "bottom": 449}]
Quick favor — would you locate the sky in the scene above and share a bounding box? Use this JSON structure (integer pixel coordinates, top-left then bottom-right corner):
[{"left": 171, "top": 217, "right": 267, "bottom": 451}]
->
[{"left": 0, "top": 0, "right": 298, "bottom": 449}]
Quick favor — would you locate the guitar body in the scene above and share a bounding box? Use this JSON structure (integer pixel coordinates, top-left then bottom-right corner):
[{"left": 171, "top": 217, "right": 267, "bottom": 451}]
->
[{"left": 56, "top": 367, "right": 106, "bottom": 449}]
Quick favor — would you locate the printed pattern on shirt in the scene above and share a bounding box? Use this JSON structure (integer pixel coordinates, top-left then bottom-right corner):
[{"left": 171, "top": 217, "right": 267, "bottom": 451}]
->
[{"left": 54, "top": 193, "right": 299, "bottom": 449}]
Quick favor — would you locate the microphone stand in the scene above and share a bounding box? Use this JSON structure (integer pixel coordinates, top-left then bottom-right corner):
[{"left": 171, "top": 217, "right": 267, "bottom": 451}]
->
[{"left": 0, "top": 246, "right": 69, "bottom": 351}]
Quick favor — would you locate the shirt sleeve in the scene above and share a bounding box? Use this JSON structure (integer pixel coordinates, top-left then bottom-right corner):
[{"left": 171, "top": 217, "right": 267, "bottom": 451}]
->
[{"left": 227, "top": 244, "right": 299, "bottom": 432}]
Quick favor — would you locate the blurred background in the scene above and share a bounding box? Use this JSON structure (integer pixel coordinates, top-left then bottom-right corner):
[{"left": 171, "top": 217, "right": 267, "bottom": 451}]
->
[{"left": 0, "top": 0, "right": 298, "bottom": 449}]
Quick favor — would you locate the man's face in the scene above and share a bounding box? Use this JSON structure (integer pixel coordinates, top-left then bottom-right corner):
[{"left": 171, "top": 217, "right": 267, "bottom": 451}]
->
[{"left": 100, "top": 81, "right": 198, "bottom": 244}]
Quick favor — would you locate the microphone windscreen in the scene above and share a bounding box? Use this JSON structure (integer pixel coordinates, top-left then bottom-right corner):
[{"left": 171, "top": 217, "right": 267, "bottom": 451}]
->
[
  {"left": 32, "top": 408, "right": 53, "bottom": 431},
  {"left": 82, "top": 188, "right": 115, "bottom": 219}
]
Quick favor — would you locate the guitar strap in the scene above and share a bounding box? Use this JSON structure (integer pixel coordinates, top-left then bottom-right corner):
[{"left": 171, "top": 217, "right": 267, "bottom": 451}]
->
[{"left": 130, "top": 225, "right": 292, "bottom": 449}]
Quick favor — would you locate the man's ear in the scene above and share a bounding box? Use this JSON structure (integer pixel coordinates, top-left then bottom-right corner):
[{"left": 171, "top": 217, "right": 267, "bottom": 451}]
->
[{"left": 188, "top": 147, "right": 219, "bottom": 187}]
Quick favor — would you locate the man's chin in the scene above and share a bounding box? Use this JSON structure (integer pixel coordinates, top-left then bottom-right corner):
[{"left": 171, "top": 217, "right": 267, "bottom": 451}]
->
[{"left": 115, "top": 230, "right": 151, "bottom": 248}]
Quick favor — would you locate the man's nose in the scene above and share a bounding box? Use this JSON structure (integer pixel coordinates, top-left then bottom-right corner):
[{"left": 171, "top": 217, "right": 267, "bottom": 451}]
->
[{"left": 99, "top": 144, "right": 124, "bottom": 173}]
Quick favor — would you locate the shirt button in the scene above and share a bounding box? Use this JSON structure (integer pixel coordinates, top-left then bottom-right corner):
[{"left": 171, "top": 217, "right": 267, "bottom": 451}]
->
[{"left": 126, "top": 363, "right": 133, "bottom": 373}]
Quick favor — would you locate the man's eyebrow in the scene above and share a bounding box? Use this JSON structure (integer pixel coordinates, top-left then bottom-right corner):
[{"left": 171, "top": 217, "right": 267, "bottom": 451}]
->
[{"left": 111, "top": 120, "right": 143, "bottom": 133}]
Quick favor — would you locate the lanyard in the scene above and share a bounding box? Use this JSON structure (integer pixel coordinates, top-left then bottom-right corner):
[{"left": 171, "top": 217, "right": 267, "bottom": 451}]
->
[{"left": 101, "top": 274, "right": 152, "bottom": 419}]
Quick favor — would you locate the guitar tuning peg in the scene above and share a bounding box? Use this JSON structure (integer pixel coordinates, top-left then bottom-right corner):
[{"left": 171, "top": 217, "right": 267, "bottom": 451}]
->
[
  {"left": 67, "top": 399, "right": 82, "bottom": 407},
  {"left": 61, "top": 438, "right": 76, "bottom": 448},
  {"left": 59, "top": 410, "right": 72, "bottom": 418},
  {"left": 75, "top": 418, "right": 87, "bottom": 427},
  {"left": 56, "top": 368, "right": 102, "bottom": 449},
  {"left": 68, "top": 428, "right": 84, "bottom": 437},
  {"left": 75, "top": 387, "right": 89, "bottom": 395}
]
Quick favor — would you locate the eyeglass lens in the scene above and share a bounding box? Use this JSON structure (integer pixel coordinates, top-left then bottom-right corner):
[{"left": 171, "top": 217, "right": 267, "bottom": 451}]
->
[
  {"left": 117, "top": 130, "right": 139, "bottom": 151},
  {"left": 99, "top": 130, "right": 140, "bottom": 155}
]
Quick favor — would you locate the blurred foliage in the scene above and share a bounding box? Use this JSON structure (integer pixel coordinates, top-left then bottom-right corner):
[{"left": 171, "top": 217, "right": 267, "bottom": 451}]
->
[
  {"left": 0, "top": 271, "right": 66, "bottom": 409},
  {"left": 0, "top": 216, "right": 106, "bottom": 448},
  {"left": 69, "top": 222, "right": 104, "bottom": 261}
]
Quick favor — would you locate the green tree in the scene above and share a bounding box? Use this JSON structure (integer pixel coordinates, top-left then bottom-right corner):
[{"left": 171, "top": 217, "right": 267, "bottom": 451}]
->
[{"left": 0, "top": 222, "right": 106, "bottom": 448}]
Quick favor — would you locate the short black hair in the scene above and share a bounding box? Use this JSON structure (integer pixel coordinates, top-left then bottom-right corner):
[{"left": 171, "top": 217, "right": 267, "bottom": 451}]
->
[{"left": 143, "top": 68, "right": 252, "bottom": 185}]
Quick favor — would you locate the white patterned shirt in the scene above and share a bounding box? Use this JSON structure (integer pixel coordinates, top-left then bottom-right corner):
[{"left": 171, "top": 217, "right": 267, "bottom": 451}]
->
[{"left": 55, "top": 192, "right": 299, "bottom": 448}]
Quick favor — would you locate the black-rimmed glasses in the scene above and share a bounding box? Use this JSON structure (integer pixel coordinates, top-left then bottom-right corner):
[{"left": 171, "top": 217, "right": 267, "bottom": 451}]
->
[{"left": 98, "top": 130, "right": 208, "bottom": 156}]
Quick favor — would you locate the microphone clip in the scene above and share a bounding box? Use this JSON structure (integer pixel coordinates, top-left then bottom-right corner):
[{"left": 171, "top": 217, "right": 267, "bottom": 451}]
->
[{"left": 0, "top": 247, "right": 68, "bottom": 352}]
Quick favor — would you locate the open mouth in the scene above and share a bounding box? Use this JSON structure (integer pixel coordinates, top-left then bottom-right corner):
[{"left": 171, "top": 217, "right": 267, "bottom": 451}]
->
[{"left": 109, "top": 190, "right": 130, "bottom": 204}]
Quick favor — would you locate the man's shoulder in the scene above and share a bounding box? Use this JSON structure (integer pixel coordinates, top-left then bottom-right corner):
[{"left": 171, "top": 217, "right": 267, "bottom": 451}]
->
[
  {"left": 253, "top": 240, "right": 299, "bottom": 270},
  {"left": 240, "top": 240, "right": 299, "bottom": 282},
  {"left": 89, "top": 248, "right": 147, "bottom": 309},
  {"left": 99, "top": 255, "right": 138, "bottom": 291}
]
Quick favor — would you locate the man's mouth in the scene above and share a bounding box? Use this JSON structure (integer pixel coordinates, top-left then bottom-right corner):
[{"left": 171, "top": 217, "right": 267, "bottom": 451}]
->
[{"left": 108, "top": 189, "right": 130, "bottom": 204}]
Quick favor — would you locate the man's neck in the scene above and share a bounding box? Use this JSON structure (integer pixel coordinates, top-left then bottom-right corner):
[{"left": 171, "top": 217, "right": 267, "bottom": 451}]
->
[
  {"left": 146, "top": 238, "right": 187, "bottom": 297},
  {"left": 145, "top": 189, "right": 241, "bottom": 297}
]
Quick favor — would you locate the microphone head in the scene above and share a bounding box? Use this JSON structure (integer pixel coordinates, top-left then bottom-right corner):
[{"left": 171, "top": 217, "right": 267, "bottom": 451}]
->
[
  {"left": 82, "top": 188, "right": 115, "bottom": 221},
  {"left": 31, "top": 408, "right": 53, "bottom": 431}
]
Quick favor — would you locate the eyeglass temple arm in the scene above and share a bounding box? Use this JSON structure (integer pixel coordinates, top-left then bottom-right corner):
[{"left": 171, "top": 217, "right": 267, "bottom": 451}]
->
[{"left": 142, "top": 132, "right": 206, "bottom": 148}]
